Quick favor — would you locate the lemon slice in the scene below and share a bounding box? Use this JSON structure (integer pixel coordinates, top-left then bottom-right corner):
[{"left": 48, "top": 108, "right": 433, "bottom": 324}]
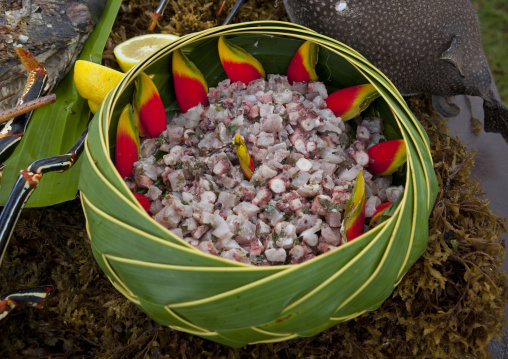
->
[
  {"left": 74, "top": 60, "right": 124, "bottom": 111},
  {"left": 114, "top": 33, "right": 180, "bottom": 72}
]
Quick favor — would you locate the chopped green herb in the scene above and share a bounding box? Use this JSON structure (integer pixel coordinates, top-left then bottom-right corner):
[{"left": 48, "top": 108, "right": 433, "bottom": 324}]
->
[
  {"left": 153, "top": 177, "right": 164, "bottom": 187},
  {"left": 265, "top": 204, "right": 275, "bottom": 214},
  {"left": 136, "top": 188, "right": 148, "bottom": 194},
  {"left": 226, "top": 123, "right": 239, "bottom": 134},
  {"left": 204, "top": 178, "right": 215, "bottom": 190},
  {"left": 156, "top": 133, "right": 168, "bottom": 146},
  {"left": 174, "top": 161, "right": 184, "bottom": 169},
  {"left": 301, "top": 206, "right": 309, "bottom": 214},
  {"left": 319, "top": 198, "right": 341, "bottom": 212},
  {"left": 176, "top": 175, "right": 185, "bottom": 185},
  {"left": 154, "top": 150, "right": 167, "bottom": 162},
  {"left": 250, "top": 255, "right": 266, "bottom": 264},
  {"left": 214, "top": 102, "right": 225, "bottom": 111},
  {"left": 160, "top": 190, "right": 171, "bottom": 199},
  {"left": 272, "top": 231, "right": 280, "bottom": 245}
]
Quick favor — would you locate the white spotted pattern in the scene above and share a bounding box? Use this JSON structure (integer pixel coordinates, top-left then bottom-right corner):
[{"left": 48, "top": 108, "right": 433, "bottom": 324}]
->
[{"left": 282, "top": 0, "right": 492, "bottom": 98}]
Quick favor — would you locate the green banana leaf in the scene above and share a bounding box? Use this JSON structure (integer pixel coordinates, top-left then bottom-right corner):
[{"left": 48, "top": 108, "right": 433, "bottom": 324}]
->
[
  {"left": 0, "top": 0, "right": 122, "bottom": 207},
  {"left": 80, "top": 21, "right": 438, "bottom": 347}
]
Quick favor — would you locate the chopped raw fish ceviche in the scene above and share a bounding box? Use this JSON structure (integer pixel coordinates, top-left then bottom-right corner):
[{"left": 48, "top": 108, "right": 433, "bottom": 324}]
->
[{"left": 125, "top": 75, "right": 405, "bottom": 266}]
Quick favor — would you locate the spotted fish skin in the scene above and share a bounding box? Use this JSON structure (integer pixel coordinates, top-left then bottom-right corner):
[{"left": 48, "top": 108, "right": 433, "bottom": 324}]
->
[{"left": 283, "top": 0, "right": 508, "bottom": 142}]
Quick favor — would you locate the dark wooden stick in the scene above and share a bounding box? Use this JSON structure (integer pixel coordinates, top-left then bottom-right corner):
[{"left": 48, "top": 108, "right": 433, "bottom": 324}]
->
[
  {"left": 0, "top": 93, "right": 16, "bottom": 103},
  {"left": 0, "top": 94, "right": 56, "bottom": 124}
]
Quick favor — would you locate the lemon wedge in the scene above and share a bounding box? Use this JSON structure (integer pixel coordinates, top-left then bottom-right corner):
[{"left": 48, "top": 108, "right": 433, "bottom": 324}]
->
[
  {"left": 74, "top": 60, "right": 124, "bottom": 112},
  {"left": 88, "top": 99, "right": 101, "bottom": 114},
  {"left": 114, "top": 33, "right": 180, "bottom": 72}
]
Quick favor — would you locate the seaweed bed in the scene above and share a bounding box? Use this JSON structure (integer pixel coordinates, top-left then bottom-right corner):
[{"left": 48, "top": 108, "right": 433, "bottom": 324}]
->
[{"left": 1, "top": 1, "right": 507, "bottom": 358}]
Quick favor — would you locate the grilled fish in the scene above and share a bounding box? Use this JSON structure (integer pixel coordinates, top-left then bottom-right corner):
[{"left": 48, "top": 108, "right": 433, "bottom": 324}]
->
[{"left": 0, "top": 0, "right": 105, "bottom": 109}]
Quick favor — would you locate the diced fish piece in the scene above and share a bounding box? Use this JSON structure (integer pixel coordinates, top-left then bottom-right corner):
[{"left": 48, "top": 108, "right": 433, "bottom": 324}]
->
[
  {"left": 167, "top": 169, "right": 186, "bottom": 191},
  {"left": 265, "top": 248, "right": 287, "bottom": 262},
  {"left": 154, "top": 204, "right": 182, "bottom": 229},
  {"left": 261, "top": 114, "right": 284, "bottom": 133},
  {"left": 217, "top": 192, "right": 239, "bottom": 209},
  {"left": 386, "top": 186, "right": 404, "bottom": 203},
  {"left": 233, "top": 202, "right": 260, "bottom": 218}
]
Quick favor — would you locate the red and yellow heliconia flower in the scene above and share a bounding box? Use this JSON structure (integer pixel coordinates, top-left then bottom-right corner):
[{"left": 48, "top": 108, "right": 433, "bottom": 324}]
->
[
  {"left": 133, "top": 192, "right": 151, "bottom": 212},
  {"left": 344, "top": 171, "right": 366, "bottom": 242},
  {"left": 287, "top": 40, "right": 319, "bottom": 84},
  {"left": 172, "top": 48, "right": 208, "bottom": 113},
  {"left": 134, "top": 72, "right": 166, "bottom": 138},
  {"left": 115, "top": 104, "right": 140, "bottom": 178},
  {"left": 218, "top": 36, "right": 265, "bottom": 85},
  {"left": 369, "top": 201, "right": 393, "bottom": 227},
  {"left": 367, "top": 139, "right": 407, "bottom": 175},
  {"left": 325, "top": 84, "right": 379, "bottom": 121},
  {"left": 234, "top": 133, "right": 255, "bottom": 180}
]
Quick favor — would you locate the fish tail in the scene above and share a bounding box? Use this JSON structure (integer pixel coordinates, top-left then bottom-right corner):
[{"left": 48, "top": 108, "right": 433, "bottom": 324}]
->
[{"left": 483, "top": 99, "right": 508, "bottom": 143}]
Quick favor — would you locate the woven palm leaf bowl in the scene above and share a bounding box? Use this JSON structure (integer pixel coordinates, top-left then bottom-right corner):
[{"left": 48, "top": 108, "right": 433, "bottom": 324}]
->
[{"left": 79, "top": 21, "right": 438, "bottom": 347}]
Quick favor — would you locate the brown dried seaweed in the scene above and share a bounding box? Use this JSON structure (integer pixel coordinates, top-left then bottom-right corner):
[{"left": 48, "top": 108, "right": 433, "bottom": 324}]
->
[{"left": 0, "top": 1, "right": 506, "bottom": 358}]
